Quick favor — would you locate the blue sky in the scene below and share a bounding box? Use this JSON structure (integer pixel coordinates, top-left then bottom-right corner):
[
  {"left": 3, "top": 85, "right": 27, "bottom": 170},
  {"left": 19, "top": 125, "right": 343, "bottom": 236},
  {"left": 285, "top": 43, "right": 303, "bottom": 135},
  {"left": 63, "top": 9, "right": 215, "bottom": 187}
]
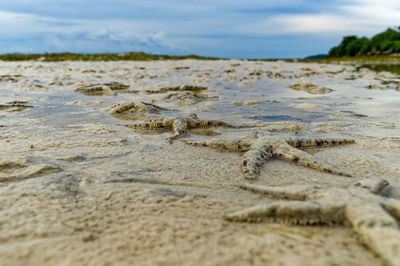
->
[{"left": 0, "top": 0, "right": 399, "bottom": 58}]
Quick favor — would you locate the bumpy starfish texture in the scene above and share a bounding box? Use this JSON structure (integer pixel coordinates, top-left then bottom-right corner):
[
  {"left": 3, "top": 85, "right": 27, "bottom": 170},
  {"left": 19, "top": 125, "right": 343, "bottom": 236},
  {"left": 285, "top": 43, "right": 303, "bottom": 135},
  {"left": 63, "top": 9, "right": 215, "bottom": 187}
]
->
[
  {"left": 144, "top": 85, "right": 208, "bottom": 94},
  {"left": 290, "top": 82, "right": 334, "bottom": 95},
  {"left": 128, "top": 114, "right": 235, "bottom": 143},
  {"left": 164, "top": 92, "right": 218, "bottom": 105},
  {"left": 75, "top": 82, "right": 129, "bottom": 96},
  {"left": 0, "top": 101, "right": 33, "bottom": 112},
  {"left": 0, "top": 74, "right": 23, "bottom": 82},
  {"left": 225, "top": 178, "right": 400, "bottom": 266},
  {"left": 184, "top": 133, "right": 354, "bottom": 179}
]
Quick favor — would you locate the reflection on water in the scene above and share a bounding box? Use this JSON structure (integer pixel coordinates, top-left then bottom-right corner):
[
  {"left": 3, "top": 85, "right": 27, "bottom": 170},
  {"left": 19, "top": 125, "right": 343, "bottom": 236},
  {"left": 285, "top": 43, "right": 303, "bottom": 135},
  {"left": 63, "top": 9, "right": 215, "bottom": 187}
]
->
[{"left": 361, "top": 64, "right": 400, "bottom": 74}]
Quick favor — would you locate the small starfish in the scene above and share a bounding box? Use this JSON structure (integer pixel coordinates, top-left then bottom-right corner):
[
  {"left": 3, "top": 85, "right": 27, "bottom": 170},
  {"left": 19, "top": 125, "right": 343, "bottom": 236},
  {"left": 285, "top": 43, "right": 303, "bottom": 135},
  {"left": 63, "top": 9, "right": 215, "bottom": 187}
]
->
[
  {"left": 128, "top": 114, "right": 236, "bottom": 143},
  {"left": 144, "top": 85, "right": 208, "bottom": 94},
  {"left": 108, "top": 101, "right": 172, "bottom": 120},
  {"left": 164, "top": 92, "right": 218, "bottom": 105},
  {"left": 225, "top": 178, "right": 400, "bottom": 266},
  {"left": 0, "top": 101, "right": 33, "bottom": 112},
  {"left": 184, "top": 132, "right": 354, "bottom": 179},
  {"left": 0, "top": 74, "right": 23, "bottom": 82},
  {"left": 75, "top": 82, "right": 129, "bottom": 96}
]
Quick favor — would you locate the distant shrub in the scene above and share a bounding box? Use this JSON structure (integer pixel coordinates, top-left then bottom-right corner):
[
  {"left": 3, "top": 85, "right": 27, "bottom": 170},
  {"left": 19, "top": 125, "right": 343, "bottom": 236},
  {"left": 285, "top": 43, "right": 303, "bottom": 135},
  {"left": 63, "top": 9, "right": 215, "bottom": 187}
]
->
[{"left": 328, "top": 27, "right": 400, "bottom": 57}]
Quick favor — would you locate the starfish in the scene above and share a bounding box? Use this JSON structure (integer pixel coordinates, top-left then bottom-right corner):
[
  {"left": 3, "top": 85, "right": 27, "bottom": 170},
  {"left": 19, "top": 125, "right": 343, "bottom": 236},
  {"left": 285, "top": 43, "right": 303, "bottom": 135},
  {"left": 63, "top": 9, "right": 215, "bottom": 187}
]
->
[
  {"left": 164, "top": 92, "right": 218, "bottom": 105},
  {"left": 290, "top": 82, "right": 334, "bottom": 95},
  {"left": 224, "top": 178, "right": 400, "bottom": 266},
  {"left": 128, "top": 114, "right": 236, "bottom": 143},
  {"left": 144, "top": 85, "right": 208, "bottom": 94},
  {"left": 75, "top": 82, "right": 129, "bottom": 96},
  {"left": 108, "top": 101, "right": 173, "bottom": 120},
  {"left": 0, "top": 74, "right": 23, "bottom": 82},
  {"left": 184, "top": 132, "right": 354, "bottom": 179},
  {"left": 0, "top": 101, "right": 33, "bottom": 112}
]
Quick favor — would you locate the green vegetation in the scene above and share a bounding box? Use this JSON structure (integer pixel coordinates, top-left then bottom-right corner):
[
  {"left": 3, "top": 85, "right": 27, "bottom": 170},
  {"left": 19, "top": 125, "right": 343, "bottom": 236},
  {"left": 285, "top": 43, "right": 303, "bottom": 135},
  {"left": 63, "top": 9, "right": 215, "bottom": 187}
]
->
[
  {"left": 0, "top": 52, "right": 220, "bottom": 62},
  {"left": 301, "top": 54, "right": 400, "bottom": 64},
  {"left": 360, "top": 64, "right": 400, "bottom": 74},
  {"left": 329, "top": 27, "right": 400, "bottom": 57},
  {"left": 301, "top": 28, "right": 400, "bottom": 75}
]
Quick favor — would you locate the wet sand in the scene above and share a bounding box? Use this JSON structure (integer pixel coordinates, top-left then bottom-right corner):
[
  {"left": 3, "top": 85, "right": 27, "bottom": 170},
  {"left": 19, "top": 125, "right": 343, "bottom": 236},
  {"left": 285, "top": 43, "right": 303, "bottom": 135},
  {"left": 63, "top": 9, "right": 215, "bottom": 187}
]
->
[{"left": 0, "top": 60, "right": 399, "bottom": 266}]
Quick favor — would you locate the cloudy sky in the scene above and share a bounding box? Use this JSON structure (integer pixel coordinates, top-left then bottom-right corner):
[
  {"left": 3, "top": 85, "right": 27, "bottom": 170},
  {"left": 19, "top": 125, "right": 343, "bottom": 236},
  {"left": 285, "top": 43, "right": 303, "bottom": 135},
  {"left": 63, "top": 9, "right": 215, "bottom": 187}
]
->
[{"left": 0, "top": 0, "right": 399, "bottom": 58}]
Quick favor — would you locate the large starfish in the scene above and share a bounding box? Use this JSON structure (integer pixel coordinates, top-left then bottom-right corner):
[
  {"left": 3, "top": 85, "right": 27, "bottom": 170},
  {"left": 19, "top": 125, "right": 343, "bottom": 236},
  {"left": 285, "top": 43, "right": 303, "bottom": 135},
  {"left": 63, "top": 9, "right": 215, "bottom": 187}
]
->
[
  {"left": 224, "top": 178, "right": 400, "bottom": 266},
  {"left": 184, "top": 132, "right": 354, "bottom": 179},
  {"left": 128, "top": 114, "right": 236, "bottom": 143}
]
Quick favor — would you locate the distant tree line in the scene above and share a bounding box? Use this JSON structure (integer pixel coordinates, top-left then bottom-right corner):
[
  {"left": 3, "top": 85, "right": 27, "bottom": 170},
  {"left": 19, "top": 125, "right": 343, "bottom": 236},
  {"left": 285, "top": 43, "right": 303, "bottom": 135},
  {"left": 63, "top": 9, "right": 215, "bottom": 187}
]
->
[
  {"left": 0, "top": 52, "right": 219, "bottom": 62},
  {"left": 329, "top": 27, "right": 400, "bottom": 57}
]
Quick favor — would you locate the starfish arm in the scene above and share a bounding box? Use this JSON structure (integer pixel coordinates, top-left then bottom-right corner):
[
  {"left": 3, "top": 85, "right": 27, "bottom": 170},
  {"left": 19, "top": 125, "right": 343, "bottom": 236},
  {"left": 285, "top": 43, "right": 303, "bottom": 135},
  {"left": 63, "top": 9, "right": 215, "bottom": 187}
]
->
[
  {"left": 224, "top": 201, "right": 343, "bottom": 225},
  {"left": 109, "top": 102, "right": 136, "bottom": 115},
  {"left": 183, "top": 139, "right": 252, "bottom": 152},
  {"left": 271, "top": 141, "right": 352, "bottom": 177},
  {"left": 345, "top": 204, "right": 400, "bottom": 266},
  {"left": 241, "top": 145, "right": 273, "bottom": 179},
  {"left": 253, "top": 122, "right": 303, "bottom": 133},
  {"left": 188, "top": 119, "right": 236, "bottom": 129},
  {"left": 381, "top": 198, "right": 400, "bottom": 221},
  {"left": 213, "top": 120, "right": 234, "bottom": 128},
  {"left": 129, "top": 120, "right": 172, "bottom": 131},
  {"left": 140, "top": 101, "right": 170, "bottom": 111},
  {"left": 239, "top": 183, "right": 320, "bottom": 200},
  {"left": 351, "top": 177, "right": 389, "bottom": 194},
  {"left": 286, "top": 137, "right": 355, "bottom": 148},
  {"left": 169, "top": 119, "right": 189, "bottom": 143}
]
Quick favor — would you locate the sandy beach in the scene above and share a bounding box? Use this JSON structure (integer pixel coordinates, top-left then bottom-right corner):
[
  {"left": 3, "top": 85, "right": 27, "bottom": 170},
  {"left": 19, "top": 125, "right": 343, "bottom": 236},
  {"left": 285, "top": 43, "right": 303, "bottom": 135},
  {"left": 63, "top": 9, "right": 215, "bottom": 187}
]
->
[{"left": 0, "top": 60, "right": 399, "bottom": 266}]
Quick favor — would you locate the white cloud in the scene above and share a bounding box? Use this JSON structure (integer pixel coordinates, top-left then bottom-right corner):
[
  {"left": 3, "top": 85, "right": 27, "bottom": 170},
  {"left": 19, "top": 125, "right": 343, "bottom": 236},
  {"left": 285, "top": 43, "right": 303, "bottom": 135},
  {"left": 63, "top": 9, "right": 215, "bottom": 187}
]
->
[
  {"left": 0, "top": 10, "right": 79, "bottom": 36},
  {"left": 253, "top": 14, "right": 363, "bottom": 35},
  {"left": 0, "top": 10, "right": 180, "bottom": 53},
  {"left": 341, "top": 0, "right": 400, "bottom": 25},
  {"left": 0, "top": 1, "right": 399, "bottom": 56},
  {"left": 238, "top": 0, "right": 400, "bottom": 36}
]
